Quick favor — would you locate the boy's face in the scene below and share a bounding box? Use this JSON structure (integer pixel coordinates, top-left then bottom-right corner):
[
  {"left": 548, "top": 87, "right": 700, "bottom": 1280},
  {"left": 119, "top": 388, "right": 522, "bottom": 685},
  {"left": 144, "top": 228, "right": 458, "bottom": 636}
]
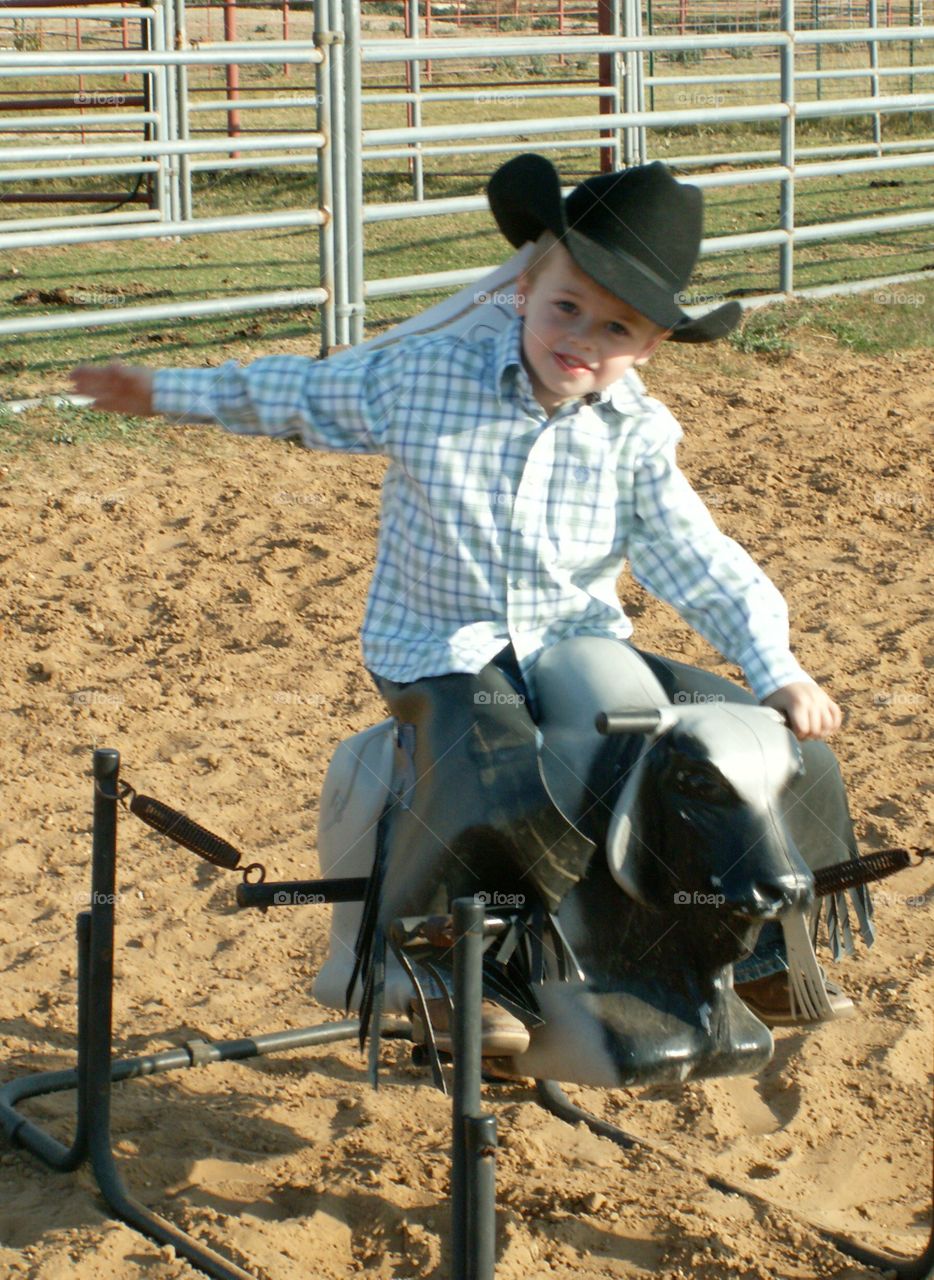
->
[{"left": 517, "top": 243, "right": 668, "bottom": 415}]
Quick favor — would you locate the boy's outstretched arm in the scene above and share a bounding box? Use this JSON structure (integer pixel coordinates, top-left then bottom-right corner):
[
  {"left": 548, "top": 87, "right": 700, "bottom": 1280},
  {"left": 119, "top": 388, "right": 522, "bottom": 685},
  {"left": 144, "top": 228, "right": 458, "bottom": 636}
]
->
[
  {"left": 71, "top": 362, "right": 154, "bottom": 418},
  {"left": 762, "top": 680, "right": 843, "bottom": 741}
]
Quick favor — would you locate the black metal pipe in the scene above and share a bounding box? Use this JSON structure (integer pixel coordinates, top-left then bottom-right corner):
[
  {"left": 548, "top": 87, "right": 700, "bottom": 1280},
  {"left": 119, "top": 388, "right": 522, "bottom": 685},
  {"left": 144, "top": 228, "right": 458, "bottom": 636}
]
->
[
  {"left": 79, "top": 750, "right": 266, "bottom": 1280},
  {"left": 236, "top": 877, "right": 368, "bottom": 909},
  {"left": 464, "top": 1113, "right": 497, "bottom": 1280},
  {"left": 451, "top": 897, "right": 494, "bottom": 1280}
]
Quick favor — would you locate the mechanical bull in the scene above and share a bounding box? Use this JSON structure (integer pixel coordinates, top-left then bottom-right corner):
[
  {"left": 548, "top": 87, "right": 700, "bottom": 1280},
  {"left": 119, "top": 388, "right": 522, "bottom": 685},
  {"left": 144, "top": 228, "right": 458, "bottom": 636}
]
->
[{"left": 313, "top": 637, "right": 868, "bottom": 1088}]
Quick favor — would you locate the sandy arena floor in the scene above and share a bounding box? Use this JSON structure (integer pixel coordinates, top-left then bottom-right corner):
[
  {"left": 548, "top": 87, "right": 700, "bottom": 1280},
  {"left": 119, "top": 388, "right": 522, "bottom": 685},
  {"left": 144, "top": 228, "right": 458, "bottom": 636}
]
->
[{"left": 0, "top": 332, "right": 931, "bottom": 1279}]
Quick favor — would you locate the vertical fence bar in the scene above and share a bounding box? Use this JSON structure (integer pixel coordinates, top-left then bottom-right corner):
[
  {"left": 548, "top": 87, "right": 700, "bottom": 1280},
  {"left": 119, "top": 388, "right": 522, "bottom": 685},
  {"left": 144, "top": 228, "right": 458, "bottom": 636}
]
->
[
  {"left": 406, "top": 0, "right": 425, "bottom": 201},
  {"left": 646, "top": 0, "right": 655, "bottom": 111},
  {"left": 163, "top": 0, "right": 182, "bottom": 222},
  {"left": 630, "top": 0, "right": 647, "bottom": 163},
  {"left": 150, "top": 0, "right": 170, "bottom": 221},
  {"left": 779, "top": 0, "right": 795, "bottom": 294},
  {"left": 344, "top": 0, "right": 365, "bottom": 345},
  {"left": 868, "top": 0, "right": 883, "bottom": 152},
  {"left": 223, "top": 0, "right": 240, "bottom": 156},
  {"left": 315, "top": 0, "right": 337, "bottom": 352},
  {"left": 173, "top": 0, "right": 193, "bottom": 221},
  {"left": 328, "top": 0, "right": 350, "bottom": 346},
  {"left": 596, "top": 0, "right": 622, "bottom": 170}
]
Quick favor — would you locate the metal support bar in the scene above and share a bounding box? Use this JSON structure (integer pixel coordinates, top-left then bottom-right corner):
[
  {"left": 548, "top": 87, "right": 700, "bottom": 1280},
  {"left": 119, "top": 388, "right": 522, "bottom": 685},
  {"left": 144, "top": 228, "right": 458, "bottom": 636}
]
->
[
  {"left": 0, "top": 747, "right": 363, "bottom": 1280},
  {"left": 451, "top": 897, "right": 497, "bottom": 1280},
  {"left": 779, "top": 0, "right": 796, "bottom": 294}
]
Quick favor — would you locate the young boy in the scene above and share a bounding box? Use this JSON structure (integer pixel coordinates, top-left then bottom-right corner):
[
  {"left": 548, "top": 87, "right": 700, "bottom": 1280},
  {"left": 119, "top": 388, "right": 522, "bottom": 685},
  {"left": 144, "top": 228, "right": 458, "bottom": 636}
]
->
[{"left": 71, "top": 154, "right": 869, "bottom": 1049}]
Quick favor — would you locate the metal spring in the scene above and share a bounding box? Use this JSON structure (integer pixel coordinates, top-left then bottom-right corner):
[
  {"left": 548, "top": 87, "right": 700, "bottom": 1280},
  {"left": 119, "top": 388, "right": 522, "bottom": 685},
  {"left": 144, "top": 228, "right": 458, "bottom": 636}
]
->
[
  {"left": 813, "top": 846, "right": 912, "bottom": 898},
  {"left": 129, "top": 793, "right": 242, "bottom": 871}
]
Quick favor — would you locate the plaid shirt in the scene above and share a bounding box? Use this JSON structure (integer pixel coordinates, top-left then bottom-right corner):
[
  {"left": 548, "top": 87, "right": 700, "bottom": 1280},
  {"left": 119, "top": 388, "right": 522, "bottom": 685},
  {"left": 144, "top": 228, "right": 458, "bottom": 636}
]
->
[{"left": 153, "top": 316, "right": 810, "bottom": 701}]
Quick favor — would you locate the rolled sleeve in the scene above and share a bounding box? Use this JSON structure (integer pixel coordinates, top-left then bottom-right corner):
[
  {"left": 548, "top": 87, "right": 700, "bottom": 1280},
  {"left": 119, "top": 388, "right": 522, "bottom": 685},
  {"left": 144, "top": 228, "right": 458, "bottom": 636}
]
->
[{"left": 626, "top": 421, "right": 813, "bottom": 701}]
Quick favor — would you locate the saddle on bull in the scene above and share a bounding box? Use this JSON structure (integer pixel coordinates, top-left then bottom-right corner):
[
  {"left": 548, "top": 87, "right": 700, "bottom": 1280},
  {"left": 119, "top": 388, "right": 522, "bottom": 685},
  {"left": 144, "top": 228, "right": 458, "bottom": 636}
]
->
[{"left": 311, "top": 263, "right": 874, "bottom": 1090}]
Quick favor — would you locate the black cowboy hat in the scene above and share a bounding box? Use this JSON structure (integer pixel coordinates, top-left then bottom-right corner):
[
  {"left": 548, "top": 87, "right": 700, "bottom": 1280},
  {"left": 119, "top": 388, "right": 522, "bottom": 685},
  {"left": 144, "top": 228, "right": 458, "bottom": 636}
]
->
[{"left": 488, "top": 153, "right": 741, "bottom": 343}]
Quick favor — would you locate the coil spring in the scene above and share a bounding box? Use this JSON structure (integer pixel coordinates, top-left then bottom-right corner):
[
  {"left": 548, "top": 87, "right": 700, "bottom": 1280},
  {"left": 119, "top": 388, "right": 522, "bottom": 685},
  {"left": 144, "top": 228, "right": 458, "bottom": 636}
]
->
[
  {"left": 129, "top": 792, "right": 242, "bottom": 871},
  {"left": 813, "top": 846, "right": 912, "bottom": 898}
]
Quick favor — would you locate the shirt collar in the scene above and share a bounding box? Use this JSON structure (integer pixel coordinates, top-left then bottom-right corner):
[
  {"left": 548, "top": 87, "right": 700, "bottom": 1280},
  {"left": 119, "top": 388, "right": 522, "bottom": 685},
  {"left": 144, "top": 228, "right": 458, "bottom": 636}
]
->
[{"left": 494, "top": 314, "right": 648, "bottom": 418}]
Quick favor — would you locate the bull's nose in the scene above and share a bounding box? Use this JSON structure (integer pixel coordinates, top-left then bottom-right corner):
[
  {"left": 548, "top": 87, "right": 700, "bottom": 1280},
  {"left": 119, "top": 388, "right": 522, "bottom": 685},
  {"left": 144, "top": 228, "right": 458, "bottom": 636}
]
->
[{"left": 734, "top": 873, "right": 814, "bottom": 921}]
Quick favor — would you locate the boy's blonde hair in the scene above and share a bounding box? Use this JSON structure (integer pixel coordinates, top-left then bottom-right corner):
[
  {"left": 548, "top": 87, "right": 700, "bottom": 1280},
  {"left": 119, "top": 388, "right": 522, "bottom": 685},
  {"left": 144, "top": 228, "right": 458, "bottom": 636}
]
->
[{"left": 522, "top": 230, "right": 560, "bottom": 285}]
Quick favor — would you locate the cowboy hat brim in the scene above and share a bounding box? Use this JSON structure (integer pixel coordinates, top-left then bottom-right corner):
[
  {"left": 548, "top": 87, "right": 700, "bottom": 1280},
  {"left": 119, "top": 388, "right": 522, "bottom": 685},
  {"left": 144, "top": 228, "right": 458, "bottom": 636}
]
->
[{"left": 488, "top": 153, "right": 741, "bottom": 344}]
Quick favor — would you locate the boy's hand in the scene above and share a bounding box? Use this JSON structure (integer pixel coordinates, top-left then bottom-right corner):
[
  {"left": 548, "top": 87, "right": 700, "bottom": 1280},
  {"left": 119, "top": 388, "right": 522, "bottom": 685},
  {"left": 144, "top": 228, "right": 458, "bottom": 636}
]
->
[
  {"left": 70, "top": 362, "right": 154, "bottom": 418},
  {"left": 762, "top": 681, "right": 842, "bottom": 740}
]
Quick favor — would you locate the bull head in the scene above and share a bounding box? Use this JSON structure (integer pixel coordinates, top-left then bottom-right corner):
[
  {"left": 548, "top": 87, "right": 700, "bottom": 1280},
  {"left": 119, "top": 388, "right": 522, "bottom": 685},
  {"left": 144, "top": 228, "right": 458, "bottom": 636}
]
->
[{"left": 604, "top": 704, "right": 814, "bottom": 959}]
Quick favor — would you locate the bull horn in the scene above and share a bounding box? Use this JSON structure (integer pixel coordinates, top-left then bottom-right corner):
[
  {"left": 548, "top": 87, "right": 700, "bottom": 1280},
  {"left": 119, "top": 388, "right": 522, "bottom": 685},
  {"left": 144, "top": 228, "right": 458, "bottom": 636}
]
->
[{"left": 595, "top": 710, "right": 665, "bottom": 736}]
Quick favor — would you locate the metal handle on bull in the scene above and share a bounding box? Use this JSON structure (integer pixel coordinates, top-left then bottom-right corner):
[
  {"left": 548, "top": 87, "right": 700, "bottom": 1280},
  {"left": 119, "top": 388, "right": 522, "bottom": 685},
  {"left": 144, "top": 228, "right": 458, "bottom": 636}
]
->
[{"left": 596, "top": 710, "right": 663, "bottom": 736}]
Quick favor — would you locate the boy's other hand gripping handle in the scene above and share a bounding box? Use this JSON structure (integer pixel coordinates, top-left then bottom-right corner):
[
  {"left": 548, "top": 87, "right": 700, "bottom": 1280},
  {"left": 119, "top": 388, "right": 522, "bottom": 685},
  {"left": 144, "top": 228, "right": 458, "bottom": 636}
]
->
[{"left": 70, "top": 362, "right": 154, "bottom": 418}]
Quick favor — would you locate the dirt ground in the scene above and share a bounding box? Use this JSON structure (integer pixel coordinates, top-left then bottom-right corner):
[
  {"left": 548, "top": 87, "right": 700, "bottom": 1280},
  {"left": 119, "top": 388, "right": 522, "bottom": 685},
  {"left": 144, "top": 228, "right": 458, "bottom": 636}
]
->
[{"left": 0, "top": 332, "right": 931, "bottom": 1280}]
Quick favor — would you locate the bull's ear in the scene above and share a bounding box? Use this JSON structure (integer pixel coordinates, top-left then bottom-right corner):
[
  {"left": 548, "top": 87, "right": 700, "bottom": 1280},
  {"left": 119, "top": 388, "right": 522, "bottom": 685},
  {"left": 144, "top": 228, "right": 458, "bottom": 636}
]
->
[
  {"left": 605, "top": 762, "right": 662, "bottom": 908},
  {"left": 595, "top": 708, "right": 674, "bottom": 738}
]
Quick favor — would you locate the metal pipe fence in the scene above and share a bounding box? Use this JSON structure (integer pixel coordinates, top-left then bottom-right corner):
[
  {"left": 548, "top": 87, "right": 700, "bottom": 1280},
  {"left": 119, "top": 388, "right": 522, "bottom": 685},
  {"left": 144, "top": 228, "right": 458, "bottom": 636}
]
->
[{"left": 0, "top": 0, "right": 930, "bottom": 348}]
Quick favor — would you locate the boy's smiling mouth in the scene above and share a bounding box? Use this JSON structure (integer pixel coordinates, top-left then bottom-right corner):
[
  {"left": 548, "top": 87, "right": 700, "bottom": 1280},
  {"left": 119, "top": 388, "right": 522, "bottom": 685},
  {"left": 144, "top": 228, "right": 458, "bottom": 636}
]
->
[{"left": 554, "top": 352, "right": 593, "bottom": 374}]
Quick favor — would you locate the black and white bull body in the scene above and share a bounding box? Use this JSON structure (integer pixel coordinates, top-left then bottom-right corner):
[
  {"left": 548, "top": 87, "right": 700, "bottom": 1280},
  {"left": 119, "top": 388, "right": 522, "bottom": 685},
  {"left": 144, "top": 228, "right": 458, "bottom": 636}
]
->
[{"left": 314, "top": 638, "right": 817, "bottom": 1087}]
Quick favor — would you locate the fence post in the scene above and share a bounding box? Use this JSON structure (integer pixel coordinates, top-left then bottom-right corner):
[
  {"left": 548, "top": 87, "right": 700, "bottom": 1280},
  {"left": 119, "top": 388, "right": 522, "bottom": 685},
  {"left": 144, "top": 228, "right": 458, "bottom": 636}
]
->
[
  {"left": 328, "top": 0, "right": 350, "bottom": 346},
  {"left": 867, "top": 0, "right": 883, "bottom": 153},
  {"left": 597, "top": 0, "right": 621, "bottom": 171},
  {"left": 344, "top": 0, "right": 365, "bottom": 345},
  {"left": 315, "top": 0, "right": 337, "bottom": 352},
  {"left": 779, "top": 0, "right": 795, "bottom": 295},
  {"left": 172, "top": 0, "right": 193, "bottom": 220},
  {"left": 405, "top": 0, "right": 425, "bottom": 201}
]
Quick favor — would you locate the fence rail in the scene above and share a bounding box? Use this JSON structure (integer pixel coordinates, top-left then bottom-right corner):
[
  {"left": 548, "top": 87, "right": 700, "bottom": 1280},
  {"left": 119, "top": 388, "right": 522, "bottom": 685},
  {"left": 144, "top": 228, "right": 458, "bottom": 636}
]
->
[{"left": 0, "top": 0, "right": 930, "bottom": 348}]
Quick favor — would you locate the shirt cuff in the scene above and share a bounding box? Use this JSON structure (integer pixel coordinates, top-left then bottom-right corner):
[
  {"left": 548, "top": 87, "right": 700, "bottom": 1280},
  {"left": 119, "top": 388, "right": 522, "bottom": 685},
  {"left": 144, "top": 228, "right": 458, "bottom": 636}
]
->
[
  {"left": 736, "top": 643, "right": 815, "bottom": 703},
  {"left": 152, "top": 368, "right": 226, "bottom": 423}
]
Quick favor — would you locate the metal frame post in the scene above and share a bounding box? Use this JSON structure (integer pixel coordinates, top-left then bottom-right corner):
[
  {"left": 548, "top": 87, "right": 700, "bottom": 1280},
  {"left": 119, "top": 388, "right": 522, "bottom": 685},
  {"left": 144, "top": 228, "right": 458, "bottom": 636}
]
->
[
  {"left": 149, "top": 0, "right": 171, "bottom": 220},
  {"left": 779, "top": 0, "right": 796, "bottom": 294},
  {"left": 172, "top": 0, "right": 193, "bottom": 220},
  {"left": 344, "top": 0, "right": 366, "bottom": 345},
  {"left": 451, "top": 898, "right": 496, "bottom": 1280},
  {"left": 405, "top": 0, "right": 425, "bottom": 202},
  {"left": 328, "top": 0, "right": 350, "bottom": 346},
  {"left": 314, "top": 0, "right": 337, "bottom": 353},
  {"left": 868, "top": 0, "right": 884, "bottom": 151}
]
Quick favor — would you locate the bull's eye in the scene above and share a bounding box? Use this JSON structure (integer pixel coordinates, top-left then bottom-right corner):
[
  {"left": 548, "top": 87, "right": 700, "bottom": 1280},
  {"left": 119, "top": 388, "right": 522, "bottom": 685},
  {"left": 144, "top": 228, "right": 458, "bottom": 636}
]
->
[{"left": 673, "top": 767, "right": 729, "bottom": 803}]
